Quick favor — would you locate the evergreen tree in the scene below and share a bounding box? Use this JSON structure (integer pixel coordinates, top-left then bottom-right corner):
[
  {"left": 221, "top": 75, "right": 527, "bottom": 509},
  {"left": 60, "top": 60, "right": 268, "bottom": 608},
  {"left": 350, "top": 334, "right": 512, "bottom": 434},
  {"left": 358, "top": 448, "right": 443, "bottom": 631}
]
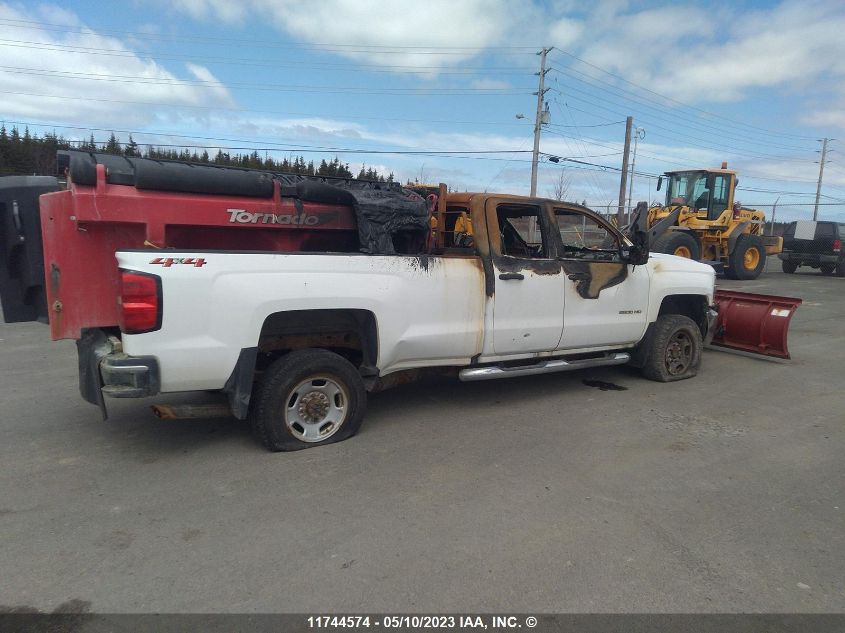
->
[
  {"left": 104, "top": 132, "right": 121, "bottom": 155},
  {"left": 0, "top": 123, "right": 8, "bottom": 175},
  {"left": 124, "top": 134, "right": 139, "bottom": 157}
]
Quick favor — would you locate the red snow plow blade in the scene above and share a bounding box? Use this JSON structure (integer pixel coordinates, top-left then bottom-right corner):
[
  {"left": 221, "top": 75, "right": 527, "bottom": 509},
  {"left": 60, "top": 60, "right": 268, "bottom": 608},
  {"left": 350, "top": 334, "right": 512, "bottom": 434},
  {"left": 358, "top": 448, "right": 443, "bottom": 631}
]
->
[{"left": 710, "top": 289, "right": 802, "bottom": 360}]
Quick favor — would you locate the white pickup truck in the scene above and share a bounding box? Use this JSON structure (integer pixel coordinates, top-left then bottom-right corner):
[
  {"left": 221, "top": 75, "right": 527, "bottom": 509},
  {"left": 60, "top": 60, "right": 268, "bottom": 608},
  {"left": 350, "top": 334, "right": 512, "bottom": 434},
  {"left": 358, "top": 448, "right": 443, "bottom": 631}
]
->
[{"left": 83, "top": 193, "right": 717, "bottom": 451}]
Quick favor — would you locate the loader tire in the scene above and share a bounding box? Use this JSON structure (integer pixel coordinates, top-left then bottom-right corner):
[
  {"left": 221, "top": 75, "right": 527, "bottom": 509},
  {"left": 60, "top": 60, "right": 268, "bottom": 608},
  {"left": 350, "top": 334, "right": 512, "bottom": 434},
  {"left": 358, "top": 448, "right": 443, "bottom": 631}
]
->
[
  {"left": 781, "top": 260, "right": 798, "bottom": 274},
  {"left": 640, "top": 314, "right": 702, "bottom": 382},
  {"left": 250, "top": 349, "right": 366, "bottom": 452},
  {"left": 652, "top": 231, "right": 700, "bottom": 260},
  {"left": 727, "top": 234, "right": 766, "bottom": 280}
]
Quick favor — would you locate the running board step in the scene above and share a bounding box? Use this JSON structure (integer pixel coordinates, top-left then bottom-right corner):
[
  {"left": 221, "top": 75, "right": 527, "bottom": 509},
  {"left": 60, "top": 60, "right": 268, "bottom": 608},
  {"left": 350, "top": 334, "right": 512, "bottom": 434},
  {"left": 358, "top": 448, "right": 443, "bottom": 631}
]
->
[{"left": 459, "top": 352, "right": 630, "bottom": 382}]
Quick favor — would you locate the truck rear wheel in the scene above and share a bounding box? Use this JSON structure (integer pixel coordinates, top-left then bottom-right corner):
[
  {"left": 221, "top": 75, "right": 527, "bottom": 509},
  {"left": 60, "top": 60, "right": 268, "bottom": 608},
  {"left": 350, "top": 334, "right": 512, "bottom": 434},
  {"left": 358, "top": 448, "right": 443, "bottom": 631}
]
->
[
  {"left": 250, "top": 349, "right": 366, "bottom": 451},
  {"left": 727, "top": 234, "right": 766, "bottom": 280},
  {"left": 652, "top": 231, "right": 700, "bottom": 260},
  {"left": 821, "top": 264, "right": 835, "bottom": 275},
  {"left": 640, "top": 314, "right": 702, "bottom": 382},
  {"left": 781, "top": 260, "right": 798, "bottom": 274}
]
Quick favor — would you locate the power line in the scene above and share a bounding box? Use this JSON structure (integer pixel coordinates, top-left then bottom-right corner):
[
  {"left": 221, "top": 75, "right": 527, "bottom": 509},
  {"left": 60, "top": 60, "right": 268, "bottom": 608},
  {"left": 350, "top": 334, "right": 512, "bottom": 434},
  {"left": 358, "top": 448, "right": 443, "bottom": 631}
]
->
[
  {"left": 0, "top": 89, "right": 530, "bottom": 127},
  {"left": 0, "top": 65, "right": 530, "bottom": 95},
  {"left": 549, "top": 65, "right": 816, "bottom": 153},
  {"left": 0, "top": 38, "right": 533, "bottom": 76},
  {"left": 0, "top": 18, "right": 538, "bottom": 54},
  {"left": 541, "top": 122, "right": 840, "bottom": 189},
  {"left": 0, "top": 117, "right": 544, "bottom": 155},
  {"left": 547, "top": 120, "right": 625, "bottom": 129},
  {"left": 549, "top": 48, "right": 819, "bottom": 141},
  {"left": 546, "top": 84, "right": 818, "bottom": 163},
  {"left": 549, "top": 97, "right": 613, "bottom": 203}
]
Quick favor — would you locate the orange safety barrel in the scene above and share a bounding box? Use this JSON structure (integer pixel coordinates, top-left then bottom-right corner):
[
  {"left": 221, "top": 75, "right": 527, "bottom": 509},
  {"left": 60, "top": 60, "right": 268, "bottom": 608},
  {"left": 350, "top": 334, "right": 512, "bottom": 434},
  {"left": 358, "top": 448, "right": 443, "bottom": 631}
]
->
[{"left": 711, "top": 289, "right": 802, "bottom": 360}]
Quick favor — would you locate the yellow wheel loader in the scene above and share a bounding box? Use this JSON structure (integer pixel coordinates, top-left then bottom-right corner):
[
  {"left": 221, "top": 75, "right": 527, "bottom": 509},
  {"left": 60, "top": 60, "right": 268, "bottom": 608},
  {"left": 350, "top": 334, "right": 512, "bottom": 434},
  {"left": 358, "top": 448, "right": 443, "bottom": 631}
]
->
[{"left": 632, "top": 164, "right": 782, "bottom": 279}]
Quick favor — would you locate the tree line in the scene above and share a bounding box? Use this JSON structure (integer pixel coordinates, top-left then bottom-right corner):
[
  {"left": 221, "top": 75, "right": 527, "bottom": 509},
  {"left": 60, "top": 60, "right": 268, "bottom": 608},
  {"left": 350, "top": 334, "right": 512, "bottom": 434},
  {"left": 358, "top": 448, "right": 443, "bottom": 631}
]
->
[{"left": 0, "top": 125, "right": 394, "bottom": 182}]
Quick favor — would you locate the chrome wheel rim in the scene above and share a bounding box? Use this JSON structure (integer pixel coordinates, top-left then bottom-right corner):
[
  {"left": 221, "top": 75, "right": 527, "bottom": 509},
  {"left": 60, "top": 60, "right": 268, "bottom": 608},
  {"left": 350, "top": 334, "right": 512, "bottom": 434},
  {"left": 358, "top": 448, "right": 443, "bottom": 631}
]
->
[
  {"left": 284, "top": 375, "right": 348, "bottom": 442},
  {"left": 665, "top": 331, "right": 693, "bottom": 375}
]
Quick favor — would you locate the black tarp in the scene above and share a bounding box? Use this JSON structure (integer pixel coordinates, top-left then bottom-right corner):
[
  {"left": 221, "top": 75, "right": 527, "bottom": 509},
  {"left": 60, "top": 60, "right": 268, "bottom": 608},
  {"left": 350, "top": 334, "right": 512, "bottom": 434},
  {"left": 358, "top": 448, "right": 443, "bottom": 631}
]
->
[
  {"left": 288, "top": 180, "right": 428, "bottom": 254},
  {"left": 347, "top": 185, "right": 428, "bottom": 254}
]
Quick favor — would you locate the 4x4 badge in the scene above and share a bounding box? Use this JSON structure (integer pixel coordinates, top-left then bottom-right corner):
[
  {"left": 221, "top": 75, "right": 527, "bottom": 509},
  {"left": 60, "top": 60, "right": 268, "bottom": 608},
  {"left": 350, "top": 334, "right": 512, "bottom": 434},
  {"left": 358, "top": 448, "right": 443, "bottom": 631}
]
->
[{"left": 149, "top": 257, "right": 207, "bottom": 268}]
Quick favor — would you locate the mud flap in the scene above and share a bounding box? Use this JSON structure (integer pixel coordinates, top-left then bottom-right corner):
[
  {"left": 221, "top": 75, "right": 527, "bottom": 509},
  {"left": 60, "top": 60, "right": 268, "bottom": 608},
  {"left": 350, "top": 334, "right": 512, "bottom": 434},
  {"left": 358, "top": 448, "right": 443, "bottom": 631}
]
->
[
  {"left": 709, "top": 290, "right": 802, "bottom": 360},
  {"left": 76, "top": 328, "right": 112, "bottom": 419}
]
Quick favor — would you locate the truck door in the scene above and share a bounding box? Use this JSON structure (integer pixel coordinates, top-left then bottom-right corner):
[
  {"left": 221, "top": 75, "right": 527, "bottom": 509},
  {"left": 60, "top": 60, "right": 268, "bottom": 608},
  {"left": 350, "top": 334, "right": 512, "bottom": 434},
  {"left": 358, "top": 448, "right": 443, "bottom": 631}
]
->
[
  {"left": 553, "top": 207, "right": 649, "bottom": 349},
  {"left": 487, "top": 199, "right": 565, "bottom": 355}
]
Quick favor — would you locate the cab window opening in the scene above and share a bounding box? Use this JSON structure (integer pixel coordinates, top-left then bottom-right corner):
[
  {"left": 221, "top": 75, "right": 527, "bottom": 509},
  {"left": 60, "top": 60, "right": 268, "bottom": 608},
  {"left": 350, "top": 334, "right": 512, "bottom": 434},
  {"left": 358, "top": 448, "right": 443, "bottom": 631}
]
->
[{"left": 496, "top": 204, "right": 548, "bottom": 259}]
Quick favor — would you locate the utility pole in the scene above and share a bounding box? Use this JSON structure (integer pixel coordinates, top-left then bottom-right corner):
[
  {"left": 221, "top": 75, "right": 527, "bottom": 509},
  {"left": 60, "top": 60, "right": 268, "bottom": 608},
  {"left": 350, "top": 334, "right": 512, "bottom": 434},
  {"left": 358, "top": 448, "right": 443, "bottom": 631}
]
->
[
  {"left": 617, "top": 116, "right": 633, "bottom": 227},
  {"left": 813, "top": 137, "right": 829, "bottom": 221},
  {"left": 770, "top": 196, "right": 780, "bottom": 236},
  {"left": 529, "top": 47, "right": 552, "bottom": 198},
  {"left": 626, "top": 126, "right": 645, "bottom": 222}
]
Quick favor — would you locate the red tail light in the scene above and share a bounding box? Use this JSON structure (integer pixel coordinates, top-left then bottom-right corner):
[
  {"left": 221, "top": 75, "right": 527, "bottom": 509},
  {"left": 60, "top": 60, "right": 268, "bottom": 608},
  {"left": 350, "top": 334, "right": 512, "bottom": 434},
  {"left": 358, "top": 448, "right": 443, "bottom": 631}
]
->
[
  {"left": 119, "top": 270, "right": 161, "bottom": 334},
  {"left": 834, "top": 239, "right": 841, "bottom": 252}
]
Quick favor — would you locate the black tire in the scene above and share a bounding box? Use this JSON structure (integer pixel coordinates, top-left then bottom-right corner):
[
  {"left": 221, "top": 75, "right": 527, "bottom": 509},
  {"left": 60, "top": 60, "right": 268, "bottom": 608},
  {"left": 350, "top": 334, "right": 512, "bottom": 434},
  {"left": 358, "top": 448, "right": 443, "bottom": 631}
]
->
[
  {"left": 727, "top": 234, "right": 766, "bottom": 280},
  {"left": 652, "top": 231, "right": 700, "bottom": 260},
  {"left": 781, "top": 260, "right": 798, "bottom": 274},
  {"left": 250, "top": 349, "right": 366, "bottom": 452},
  {"left": 640, "top": 314, "right": 703, "bottom": 382},
  {"left": 836, "top": 259, "right": 845, "bottom": 278},
  {"left": 820, "top": 264, "right": 835, "bottom": 275}
]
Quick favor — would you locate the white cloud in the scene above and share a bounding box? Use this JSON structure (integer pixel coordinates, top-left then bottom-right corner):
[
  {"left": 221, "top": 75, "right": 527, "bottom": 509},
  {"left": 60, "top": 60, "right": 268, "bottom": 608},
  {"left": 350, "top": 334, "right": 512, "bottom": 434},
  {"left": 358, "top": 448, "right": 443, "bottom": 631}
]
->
[
  {"left": 165, "top": 0, "right": 248, "bottom": 23},
  {"left": 803, "top": 108, "right": 845, "bottom": 130},
  {"left": 470, "top": 78, "right": 512, "bottom": 90},
  {"left": 167, "top": 0, "right": 539, "bottom": 70},
  {"left": 548, "top": 17, "right": 583, "bottom": 48},
  {"left": 554, "top": 0, "right": 845, "bottom": 103},
  {"left": 0, "top": 2, "right": 235, "bottom": 130}
]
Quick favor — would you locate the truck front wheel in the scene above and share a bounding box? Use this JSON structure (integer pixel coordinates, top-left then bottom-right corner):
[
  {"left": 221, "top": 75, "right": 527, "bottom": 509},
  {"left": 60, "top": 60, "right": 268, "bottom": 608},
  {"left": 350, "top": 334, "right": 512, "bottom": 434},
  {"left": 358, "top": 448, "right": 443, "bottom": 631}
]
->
[
  {"left": 640, "top": 314, "right": 702, "bottom": 382},
  {"left": 250, "top": 349, "right": 366, "bottom": 451}
]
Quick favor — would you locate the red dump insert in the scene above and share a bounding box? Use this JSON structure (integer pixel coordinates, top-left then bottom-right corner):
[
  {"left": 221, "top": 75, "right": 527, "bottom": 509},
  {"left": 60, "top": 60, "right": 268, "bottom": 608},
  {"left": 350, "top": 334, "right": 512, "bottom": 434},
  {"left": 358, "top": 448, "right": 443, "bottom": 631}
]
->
[{"left": 711, "top": 289, "right": 802, "bottom": 360}]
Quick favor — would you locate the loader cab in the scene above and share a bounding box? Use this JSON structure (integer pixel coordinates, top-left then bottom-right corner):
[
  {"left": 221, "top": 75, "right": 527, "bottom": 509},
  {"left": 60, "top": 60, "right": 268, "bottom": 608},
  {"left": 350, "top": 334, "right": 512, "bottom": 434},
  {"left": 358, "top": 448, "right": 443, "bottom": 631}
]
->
[{"left": 663, "top": 169, "right": 735, "bottom": 222}]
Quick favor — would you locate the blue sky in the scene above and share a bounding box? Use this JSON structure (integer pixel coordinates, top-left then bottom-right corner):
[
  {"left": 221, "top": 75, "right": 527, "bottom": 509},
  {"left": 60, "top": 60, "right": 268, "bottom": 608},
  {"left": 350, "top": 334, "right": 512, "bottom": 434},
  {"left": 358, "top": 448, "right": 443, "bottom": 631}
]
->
[{"left": 2, "top": 0, "right": 845, "bottom": 220}]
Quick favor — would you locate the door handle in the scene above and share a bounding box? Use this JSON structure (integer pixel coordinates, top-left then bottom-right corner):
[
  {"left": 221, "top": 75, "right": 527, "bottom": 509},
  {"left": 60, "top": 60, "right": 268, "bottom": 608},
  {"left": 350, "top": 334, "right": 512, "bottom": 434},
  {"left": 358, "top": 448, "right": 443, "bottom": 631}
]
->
[{"left": 498, "top": 272, "right": 524, "bottom": 280}]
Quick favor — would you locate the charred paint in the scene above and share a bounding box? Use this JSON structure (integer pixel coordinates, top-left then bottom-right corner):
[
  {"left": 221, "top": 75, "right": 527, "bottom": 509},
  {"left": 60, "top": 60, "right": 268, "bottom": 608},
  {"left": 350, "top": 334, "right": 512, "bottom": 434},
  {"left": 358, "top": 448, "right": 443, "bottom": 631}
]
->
[
  {"left": 407, "top": 254, "right": 433, "bottom": 272},
  {"left": 494, "top": 255, "right": 562, "bottom": 276},
  {"left": 559, "top": 260, "right": 628, "bottom": 299}
]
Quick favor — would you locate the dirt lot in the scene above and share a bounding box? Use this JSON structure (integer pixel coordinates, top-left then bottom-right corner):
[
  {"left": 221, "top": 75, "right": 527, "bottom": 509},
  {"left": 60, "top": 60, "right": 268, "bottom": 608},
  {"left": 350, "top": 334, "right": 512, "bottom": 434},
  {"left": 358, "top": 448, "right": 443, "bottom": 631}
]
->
[{"left": 0, "top": 260, "right": 843, "bottom": 613}]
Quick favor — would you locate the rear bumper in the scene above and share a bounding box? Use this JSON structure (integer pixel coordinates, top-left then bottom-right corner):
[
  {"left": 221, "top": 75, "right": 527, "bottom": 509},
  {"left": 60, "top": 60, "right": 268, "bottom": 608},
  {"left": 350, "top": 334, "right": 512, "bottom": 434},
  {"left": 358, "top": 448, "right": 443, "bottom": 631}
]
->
[
  {"left": 778, "top": 252, "right": 839, "bottom": 265},
  {"left": 100, "top": 354, "right": 160, "bottom": 398},
  {"left": 77, "top": 329, "right": 160, "bottom": 413}
]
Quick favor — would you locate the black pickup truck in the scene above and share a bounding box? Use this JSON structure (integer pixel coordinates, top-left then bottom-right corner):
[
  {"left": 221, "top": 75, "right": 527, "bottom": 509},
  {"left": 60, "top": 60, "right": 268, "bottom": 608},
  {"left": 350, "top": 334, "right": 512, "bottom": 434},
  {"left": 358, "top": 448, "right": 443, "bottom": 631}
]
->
[{"left": 779, "top": 220, "right": 845, "bottom": 276}]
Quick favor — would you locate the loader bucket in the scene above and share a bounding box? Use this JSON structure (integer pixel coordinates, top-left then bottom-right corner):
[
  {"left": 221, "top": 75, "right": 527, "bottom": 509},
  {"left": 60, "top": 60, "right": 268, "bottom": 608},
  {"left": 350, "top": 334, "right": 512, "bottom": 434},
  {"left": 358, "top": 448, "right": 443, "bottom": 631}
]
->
[{"left": 710, "top": 289, "right": 802, "bottom": 360}]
